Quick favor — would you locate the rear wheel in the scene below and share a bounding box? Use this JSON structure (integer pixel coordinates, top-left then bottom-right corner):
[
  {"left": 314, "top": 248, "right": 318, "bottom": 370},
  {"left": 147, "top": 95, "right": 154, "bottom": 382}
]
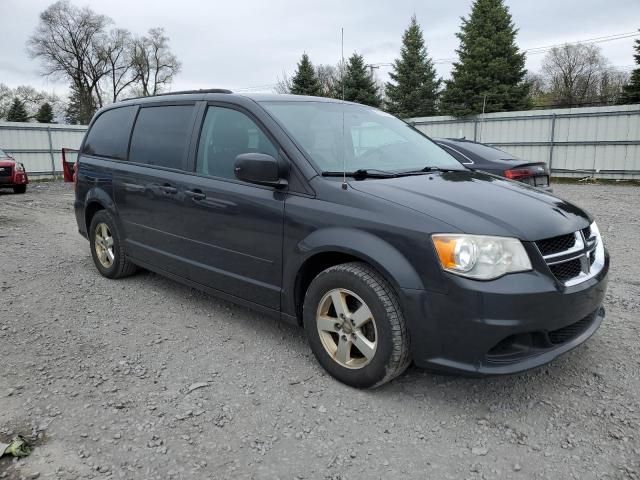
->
[
  {"left": 89, "top": 210, "right": 137, "bottom": 279},
  {"left": 303, "top": 262, "right": 410, "bottom": 388},
  {"left": 13, "top": 185, "right": 26, "bottom": 194}
]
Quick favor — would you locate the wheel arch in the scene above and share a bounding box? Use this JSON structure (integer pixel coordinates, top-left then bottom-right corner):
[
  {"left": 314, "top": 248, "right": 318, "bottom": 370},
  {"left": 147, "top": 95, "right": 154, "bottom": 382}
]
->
[
  {"left": 83, "top": 187, "right": 118, "bottom": 234},
  {"left": 285, "top": 227, "right": 425, "bottom": 323}
]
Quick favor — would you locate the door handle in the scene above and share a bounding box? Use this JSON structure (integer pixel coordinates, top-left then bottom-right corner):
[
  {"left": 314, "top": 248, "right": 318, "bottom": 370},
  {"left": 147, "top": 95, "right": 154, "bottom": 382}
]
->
[
  {"left": 159, "top": 184, "right": 177, "bottom": 194},
  {"left": 185, "top": 189, "right": 206, "bottom": 201}
]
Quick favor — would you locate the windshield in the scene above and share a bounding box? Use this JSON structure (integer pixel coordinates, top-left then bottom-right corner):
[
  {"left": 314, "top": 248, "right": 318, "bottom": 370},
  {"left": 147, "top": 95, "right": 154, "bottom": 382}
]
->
[
  {"left": 260, "top": 101, "right": 464, "bottom": 173},
  {"left": 0, "top": 148, "right": 7, "bottom": 157}
]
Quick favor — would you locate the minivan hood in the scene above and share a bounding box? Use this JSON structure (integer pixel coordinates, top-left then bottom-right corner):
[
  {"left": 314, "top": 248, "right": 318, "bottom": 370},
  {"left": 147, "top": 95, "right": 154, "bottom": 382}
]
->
[{"left": 349, "top": 170, "right": 591, "bottom": 241}]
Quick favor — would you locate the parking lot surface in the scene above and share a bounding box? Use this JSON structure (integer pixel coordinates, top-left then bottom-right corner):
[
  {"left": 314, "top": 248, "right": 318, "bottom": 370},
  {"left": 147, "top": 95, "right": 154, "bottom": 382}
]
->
[{"left": 1, "top": 181, "right": 639, "bottom": 479}]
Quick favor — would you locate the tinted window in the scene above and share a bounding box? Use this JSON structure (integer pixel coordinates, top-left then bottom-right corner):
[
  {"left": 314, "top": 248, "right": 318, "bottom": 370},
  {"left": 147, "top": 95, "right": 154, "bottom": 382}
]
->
[
  {"left": 129, "top": 105, "right": 195, "bottom": 169},
  {"left": 196, "top": 107, "right": 277, "bottom": 179},
  {"left": 83, "top": 106, "right": 136, "bottom": 160}
]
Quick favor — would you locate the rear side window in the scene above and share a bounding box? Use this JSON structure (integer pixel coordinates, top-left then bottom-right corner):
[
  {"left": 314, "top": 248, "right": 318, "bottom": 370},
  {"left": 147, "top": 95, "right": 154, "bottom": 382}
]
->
[
  {"left": 83, "top": 106, "right": 136, "bottom": 160},
  {"left": 129, "top": 105, "right": 195, "bottom": 169}
]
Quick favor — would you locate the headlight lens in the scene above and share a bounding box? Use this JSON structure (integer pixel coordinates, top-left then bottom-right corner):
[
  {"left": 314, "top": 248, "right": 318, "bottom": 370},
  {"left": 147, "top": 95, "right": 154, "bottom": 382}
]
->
[
  {"left": 15, "top": 163, "right": 25, "bottom": 172},
  {"left": 432, "top": 234, "right": 532, "bottom": 280}
]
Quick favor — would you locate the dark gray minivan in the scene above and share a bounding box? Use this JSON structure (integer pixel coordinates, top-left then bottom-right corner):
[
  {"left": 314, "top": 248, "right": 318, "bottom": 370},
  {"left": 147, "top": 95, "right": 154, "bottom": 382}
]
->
[{"left": 74, "top": 90, "right": 609, "bottom": 388}]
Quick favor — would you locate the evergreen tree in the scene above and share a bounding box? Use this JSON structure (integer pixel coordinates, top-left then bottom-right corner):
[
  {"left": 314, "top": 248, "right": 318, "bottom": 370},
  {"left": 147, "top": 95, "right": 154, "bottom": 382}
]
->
[
  {"left": 385, "top": 15, "right": 441, "bottom": 117},
  {"left": 339, "top": 53, "right": 381, "bottom": 107},
  {"left": 6, "top": 98, "right": 29, "bottom": 122},
  {"left": 290, "top": 53, "right": 322, "bottom": 96},
  {"left": 65, "top": 85, "right": 95, "bottom": 125},
  {"left": 36, "top": 102, "right": 54, "bottom": 123},
  {"left": 440, "top": 0, "right": 529, "bottom": 117},
  {"left": 65, "top": 87, "right": 82, "bottom": 124},
  {"left": 619, "top": 35, "right": 640, "bottom": 104}
]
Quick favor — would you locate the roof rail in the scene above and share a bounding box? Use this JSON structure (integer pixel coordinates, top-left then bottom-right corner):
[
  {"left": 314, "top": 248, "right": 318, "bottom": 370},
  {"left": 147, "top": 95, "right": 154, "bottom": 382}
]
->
[{"left": 121, "top": 88, "right": 233, "bottom": 102}]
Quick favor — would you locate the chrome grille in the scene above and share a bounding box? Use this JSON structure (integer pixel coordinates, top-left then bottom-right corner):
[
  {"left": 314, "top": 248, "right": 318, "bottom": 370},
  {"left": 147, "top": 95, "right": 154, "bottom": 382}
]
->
[
  {"left": 536, "top": 233, "right": 575, "bottom": 256},
  {"left": 549, "top": 258, "right": 582, "bottom": 282},
  {"left": 536, "top": 225, "right": 604, "bottom": 286}
]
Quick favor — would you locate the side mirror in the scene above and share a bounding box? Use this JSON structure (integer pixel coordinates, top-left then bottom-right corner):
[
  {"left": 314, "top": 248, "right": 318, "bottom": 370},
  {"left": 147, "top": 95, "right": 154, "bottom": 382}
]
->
[{"left": 234, "top": 153, "right": 288, "bottom": 187}]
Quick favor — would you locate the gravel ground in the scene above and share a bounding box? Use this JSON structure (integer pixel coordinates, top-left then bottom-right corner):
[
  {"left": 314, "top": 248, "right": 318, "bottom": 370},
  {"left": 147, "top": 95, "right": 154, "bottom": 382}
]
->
[{"left": 1, "top": 181, "right": 639, "bottom": 480}]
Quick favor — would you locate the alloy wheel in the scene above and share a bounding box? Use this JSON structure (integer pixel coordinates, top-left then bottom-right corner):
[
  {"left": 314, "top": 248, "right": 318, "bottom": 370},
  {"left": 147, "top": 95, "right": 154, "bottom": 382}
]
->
[
  {"left": 316, "top": 288, "right": 378, "bottom": 369},
  {"left": 94, "top": 222, "right": 115, "bottom": 269}
]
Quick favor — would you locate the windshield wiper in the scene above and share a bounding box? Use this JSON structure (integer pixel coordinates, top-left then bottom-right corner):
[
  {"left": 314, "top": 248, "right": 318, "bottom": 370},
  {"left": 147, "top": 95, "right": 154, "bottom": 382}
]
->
[
  {"left": 397, "top": 166, "right": 465, "bottom": 174},
  {"left": 322, "top": 169, "right": 399, "bottom": 179}
]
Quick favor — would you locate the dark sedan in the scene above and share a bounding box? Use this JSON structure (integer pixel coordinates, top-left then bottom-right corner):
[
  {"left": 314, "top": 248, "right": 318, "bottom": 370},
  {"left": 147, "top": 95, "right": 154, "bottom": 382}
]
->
[{"left": 434, "top": 138, "right": 551, "bottom": 191}]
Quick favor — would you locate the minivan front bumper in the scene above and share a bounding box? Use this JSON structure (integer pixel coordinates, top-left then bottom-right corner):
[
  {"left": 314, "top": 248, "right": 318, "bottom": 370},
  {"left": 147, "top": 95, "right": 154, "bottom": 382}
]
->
[{"left": 402, "top": 251, "right": 609, "bottom": 375}]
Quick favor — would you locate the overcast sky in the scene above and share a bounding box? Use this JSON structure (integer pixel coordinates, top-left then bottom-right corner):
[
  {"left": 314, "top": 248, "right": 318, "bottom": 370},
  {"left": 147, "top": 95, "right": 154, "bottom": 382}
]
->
[{"left": 1, "top": 0, "right": 639, "bottom": 97}]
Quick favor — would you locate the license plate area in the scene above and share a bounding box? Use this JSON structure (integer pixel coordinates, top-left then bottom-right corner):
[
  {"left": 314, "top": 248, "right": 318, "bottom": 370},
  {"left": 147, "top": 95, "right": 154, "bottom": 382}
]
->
[{"left": 534, "top": 175, "right": 549, "bottom": 187}]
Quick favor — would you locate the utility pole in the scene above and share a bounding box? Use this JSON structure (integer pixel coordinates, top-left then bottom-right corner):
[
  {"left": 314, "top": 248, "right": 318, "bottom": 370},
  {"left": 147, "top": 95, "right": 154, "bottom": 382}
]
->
[{"left": 366, "top": 64, "right": 380, "bottom": 77}]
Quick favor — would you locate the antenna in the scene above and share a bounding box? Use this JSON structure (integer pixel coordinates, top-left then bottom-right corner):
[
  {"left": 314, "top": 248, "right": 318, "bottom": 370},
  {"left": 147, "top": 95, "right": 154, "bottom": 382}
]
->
[{"left": 341, "top": 27, "right": 347, "bottom": 190}]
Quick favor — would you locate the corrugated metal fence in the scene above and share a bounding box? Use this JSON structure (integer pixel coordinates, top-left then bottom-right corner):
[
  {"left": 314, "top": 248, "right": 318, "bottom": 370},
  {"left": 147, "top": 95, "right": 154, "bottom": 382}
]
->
[
  {"left": 2, "top": 104, "right": 639, "bottom": 179},
  {"left": 409, "top": 104, "right": 640, "bottom": 180},
  {"left": 0, "top": 122, "right": 87, "bottom": 177}
]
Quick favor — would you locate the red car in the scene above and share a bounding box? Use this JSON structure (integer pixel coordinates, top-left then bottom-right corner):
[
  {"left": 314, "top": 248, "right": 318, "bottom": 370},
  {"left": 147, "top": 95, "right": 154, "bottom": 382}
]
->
[{"left": 0, "top": 148, "right": 28, "bottom": 194}]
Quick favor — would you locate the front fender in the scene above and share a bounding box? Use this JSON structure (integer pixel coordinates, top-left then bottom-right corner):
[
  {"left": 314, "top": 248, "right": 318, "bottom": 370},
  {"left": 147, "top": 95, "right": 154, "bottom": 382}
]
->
[{"left": 282, "top": 227, "right": 425, "bottom": 317}]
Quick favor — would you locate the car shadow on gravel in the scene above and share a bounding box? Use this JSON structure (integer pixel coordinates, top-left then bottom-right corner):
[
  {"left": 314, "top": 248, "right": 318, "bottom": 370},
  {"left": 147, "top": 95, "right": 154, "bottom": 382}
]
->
[
  {"left": 377, "top": 344, "right": 599, "bottom": 406},
  {"left": 128, "top": 268, "right": 601, "bottom": 409}
]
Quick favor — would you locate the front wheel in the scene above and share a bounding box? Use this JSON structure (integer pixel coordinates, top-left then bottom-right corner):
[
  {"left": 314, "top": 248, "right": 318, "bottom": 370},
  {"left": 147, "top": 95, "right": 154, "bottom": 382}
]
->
[
  {"left": 13, "top": 185, "right": 26, "bottom": 194},
  {"left": 303, "top": 262, "right": 410, "bottom": 388}
]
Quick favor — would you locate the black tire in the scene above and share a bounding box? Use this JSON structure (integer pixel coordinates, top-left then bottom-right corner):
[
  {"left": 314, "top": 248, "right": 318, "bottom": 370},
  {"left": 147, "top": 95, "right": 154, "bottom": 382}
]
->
[
  {"left": 303, "top": 262, "right": 410, "bottom": 388},
  {"left": 13, "top": 185, "right": 26, "bottom": 194},
  {"left": 89, "top": 210, "right": 137, "bottom": 279}
]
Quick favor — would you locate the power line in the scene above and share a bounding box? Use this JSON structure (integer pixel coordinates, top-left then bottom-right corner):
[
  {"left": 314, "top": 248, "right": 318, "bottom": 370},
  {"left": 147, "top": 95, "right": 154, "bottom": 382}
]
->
[
  {"left": 525, "top": 31, "right": 640, "bottom": 55},
  {"left": 368, "top": 31, "right": 640, "bottom": 67}
]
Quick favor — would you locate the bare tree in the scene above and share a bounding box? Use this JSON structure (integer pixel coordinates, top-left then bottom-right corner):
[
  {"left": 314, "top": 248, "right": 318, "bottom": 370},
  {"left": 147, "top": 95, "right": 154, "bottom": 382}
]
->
[
  {"left": 0, "top": 84, "right": 12, "bottom": 119},
  {"left": 27, "top": 0, "right": 112, "bottom": 123},
  {"left": 541, "top": 44, "right": 608, "bottom": 107},
  {"left": 274, "top": 71, "right": 292, "bottom": 94},
  {"left": 598, "top": 69, "right": 630, "bottom": 105},
  {"left": 101, "top": 28, "right": 139, "bottom": 103},
  {"left": 0, "top": 84, "right": 62, "bottom": 121},
  {"left": 131, "top": 28, "right": 181, "bottom": 96},
  {"left": 316, "top": 64, "right": 341, "bottom": 98}
]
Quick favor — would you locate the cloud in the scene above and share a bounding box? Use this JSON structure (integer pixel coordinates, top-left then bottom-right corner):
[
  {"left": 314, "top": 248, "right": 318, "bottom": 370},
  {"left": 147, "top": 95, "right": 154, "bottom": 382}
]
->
[{"left": 0, "top": 0, "right": 638, "bottom": 96}]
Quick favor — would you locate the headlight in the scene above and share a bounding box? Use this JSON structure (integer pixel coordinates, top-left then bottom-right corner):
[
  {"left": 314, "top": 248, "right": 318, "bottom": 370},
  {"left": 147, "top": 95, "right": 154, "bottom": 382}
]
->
[
  {"left": 432, "top": 234, "right": 532, "bottom": 280},
  {"left": 15, "top": 163, "right": 25, "bottom": 172}
]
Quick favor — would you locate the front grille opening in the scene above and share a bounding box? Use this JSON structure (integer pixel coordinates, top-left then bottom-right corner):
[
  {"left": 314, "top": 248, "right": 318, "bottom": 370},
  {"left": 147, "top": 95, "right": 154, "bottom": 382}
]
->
[
  {"left": 486, "top": 332, "right": 548, "bottom": 363},
  {"left": 548, "top": 312, "right": 596, "bottom": 344},
  {"left": 0, "top": 166, "right": 12, "bottom": 177},
  {"left": 582, "top": 226, "right": 592, "bottom": 239},
  {"left": 549, "top": 258, "right": 582, "bottom": 282},
  {"left": 536, "top": 233, "right": 575, "bottom": 256},
  {"left": 485, "top": 310, "right": 600, "bottom": 365}
]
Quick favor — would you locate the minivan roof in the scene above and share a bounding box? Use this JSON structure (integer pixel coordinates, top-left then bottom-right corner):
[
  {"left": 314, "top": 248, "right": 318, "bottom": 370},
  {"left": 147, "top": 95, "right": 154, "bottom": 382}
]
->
[{"left": 116, "top": 90, "right": 357, "bottom": 106}]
